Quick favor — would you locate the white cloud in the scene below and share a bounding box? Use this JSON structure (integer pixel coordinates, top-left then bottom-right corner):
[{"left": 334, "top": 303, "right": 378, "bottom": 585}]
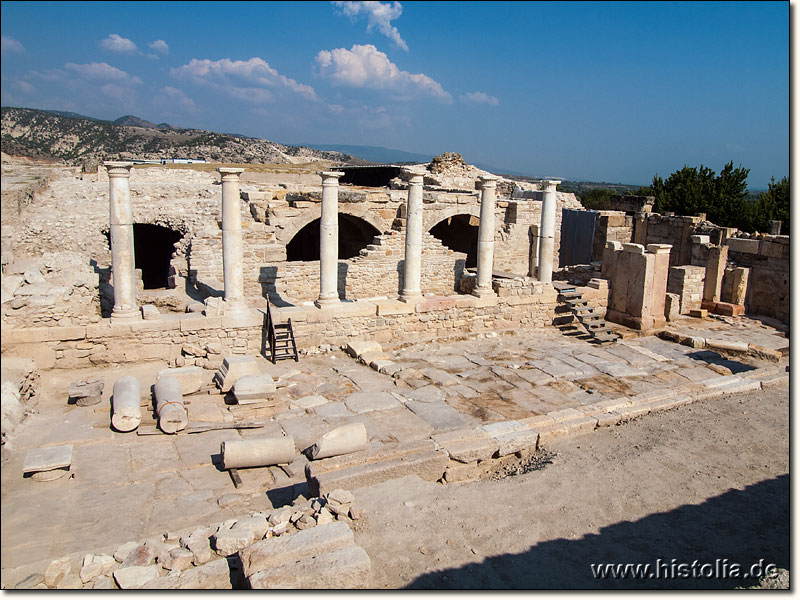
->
[
  {"left": 171, "top": 57, "right": 317, "bottom": 103},
  {"left": 1, "top": 35, "right": 24, "bottom": 53},
  {"left": 161, "top": 86, "right": 196, "bottom": 111},
  {"left": 12, "top": 80, "right": 35, "bottom": 94},
  {"left": 316, "top": 44, "right": 451, "bottom": 102},
  {"left": 461, "top": 91, "right": 499, "bottom": 106},
  {"left": 332, "top": 1, "right": 408, "bottom": 51},
  {"left": 65, "top": 62, "right": 141, "bottom": 84},
  {"left": 148, "top": 40, "right": 169, "bottom": 55},
  {"left": 100, "top": 33, "right": 138, "bottom": 53}
]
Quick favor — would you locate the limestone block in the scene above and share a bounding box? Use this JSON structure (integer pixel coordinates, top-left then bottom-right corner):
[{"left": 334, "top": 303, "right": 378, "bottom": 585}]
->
[
  {"left": 213, "top": 527, "right": 255, "bottom": 556},
  {"left": 345, "top": 340, "right": 382, "bottom": 358},
  {"left": 232, "top": 515, "right": 270, "bottom": 540},
  {"left": 290, "top": 395, "right": 328, "bottom": 410},
  {"left": 665, "top": 293, "right": 681, "bottom": 321},
  {"left": 80, "top": 554, "right": 116, "bottom": 583},
  {"left": 689, "top": 308, "right": 708, "bottom": 318},
  {"left": 141, "top": 305, "right": 159, "bottom": 320},
  {"left": 248, "top": 545, "right": 371, "bottom": 589},
  {"left": 23, "top": 444, "right": 73, "bottom": 474},
  {"left": 44, "top": 557, "right": 72, "bottom": 587},
  {"left": 311, "top": 423, "right": 368, "bottom": 460},
  {"left": 69, "top": 378, "right": 104, "bottom": 407},
  {"left": 727, "top": 237, "right": 760, "bottom": 254},
  {"left": 232, "top": 373, "right": 276, "bottom": 403},
  {"left": 344, "top": 391, "right": 401, "bottom": 414},
  {"left": 214, "top": 356, "right": 261, "bottom": 392},
  {"left": 240, "top": 521, "right": 354, "bottom": 577},
  {"left": 142, "top": 558, "right": 232, "bottom": 589},
  {"left": 157, "top": 366, "right": 204, "bottom": 395},
  {"left": 113, "top": 565, "right": 161, "bottom": 589}
]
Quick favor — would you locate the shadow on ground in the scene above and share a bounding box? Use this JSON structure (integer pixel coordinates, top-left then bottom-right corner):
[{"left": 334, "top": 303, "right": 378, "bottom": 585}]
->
[{"left": 406, "top": 474, "right": 789, "bottom": 589}]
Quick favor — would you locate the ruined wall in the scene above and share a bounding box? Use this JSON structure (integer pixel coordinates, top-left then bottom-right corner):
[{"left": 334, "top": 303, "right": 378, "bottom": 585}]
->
[
  {"left": 260, "top": 231, "right": 466, "bottom": 304},
  {"left": 726, "top": 235, "right": 789, "bottom": 324},
  {"left": 1, "top": 290, "right": 569, "bottom": 371},
  {"left": 666, "top": 265, "right": 705, "bottom": 314},
  {"left": 635, "top": 214, "right": 704, "bottom": 267},
  {"left": 2, "top": 252, "right": 101, "bottom": 327},
  {"left": 592, "top": 211, "right": 633, "bottom": 263}
]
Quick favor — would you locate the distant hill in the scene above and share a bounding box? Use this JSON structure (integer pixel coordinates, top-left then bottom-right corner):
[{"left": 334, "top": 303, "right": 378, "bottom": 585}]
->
[
  {"left": 303, "top": 144, "right": 434, "bottom": 165},
  {"left": 0, "top": 107, "right": 363, "bottom": 165},
  {"left": 113, "top": 115, "right": 176, "bottom": 130},
  {"left": 42, "top": 109, "right": 105, "bottom": 122}
]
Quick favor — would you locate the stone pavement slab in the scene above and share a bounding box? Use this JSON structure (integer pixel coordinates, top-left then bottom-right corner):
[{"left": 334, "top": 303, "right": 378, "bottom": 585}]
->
[
  {"left": 22, "top": 444, "right": 73, "bottom": 473},
  {"left": 343, "top": 392, "right": 401, "bottom": 414},
  {"left": 404, "top": 400, "right": 467, "bottom": 431}
]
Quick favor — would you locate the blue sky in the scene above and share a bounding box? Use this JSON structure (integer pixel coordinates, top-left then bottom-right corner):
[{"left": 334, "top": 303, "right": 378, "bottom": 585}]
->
[{"left": 0, "top": 1, "right": 789, "bottom": 188}]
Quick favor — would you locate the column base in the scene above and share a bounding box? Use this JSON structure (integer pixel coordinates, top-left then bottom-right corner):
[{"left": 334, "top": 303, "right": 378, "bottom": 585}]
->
[
  {"left": 111, "top": 306, "right": 141, "bottom": 322},
  {"left": 223, "top": 299, "right": 249, "bottom": 317},
  {"left": 314, "top": 296, "right": 341, "bottom": 309},
  {"left": 399, "top": 291, "right": 422, "bottom": 303},
  {"left": 471, "top": 287, "right": 496, "bottom": 298}
]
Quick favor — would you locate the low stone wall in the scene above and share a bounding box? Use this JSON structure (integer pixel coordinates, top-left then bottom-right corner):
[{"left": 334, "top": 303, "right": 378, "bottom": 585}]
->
[
  {"left": 726, "top": 235, "right": 789, "bottom": 324},
  {"left": 592, "top": 211, "right": 633, "bottom": 262},
  {"left": 667, "top": 265, "right": 705, "bottom": 314},
  {"left": 0, "top": 289, "right": 578, "bottom": 371}
]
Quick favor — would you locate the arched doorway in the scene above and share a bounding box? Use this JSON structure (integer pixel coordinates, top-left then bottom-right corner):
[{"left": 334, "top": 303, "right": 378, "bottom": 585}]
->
[
  {"left": 132, "top": 224, "right": 183, "bottom": 289},
  {"left": 429, "top": 214, "right": 479, "bottom": 268},
  {"left": 286, "top": 214, "right": 381, "bottom": 261}
]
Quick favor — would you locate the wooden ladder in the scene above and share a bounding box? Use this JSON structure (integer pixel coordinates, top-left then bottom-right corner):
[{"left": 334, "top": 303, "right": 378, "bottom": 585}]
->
[
  {"left": 266, "top": 302, "right": 299, "bottom": 363},
  {"left": 552, "top": 281, "right": 619, "bottom": 344}
]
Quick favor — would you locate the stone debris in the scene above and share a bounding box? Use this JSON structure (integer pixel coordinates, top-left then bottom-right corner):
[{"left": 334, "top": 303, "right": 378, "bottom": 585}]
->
[
  {"left": 119, "top": 543, "right": 156, "bottom": 568},
  {"left": 44, "top": 557, "right": 72, "bottom": 587},
  {"left": 214, "top": 356, "right": 261, "bottom": 392},
  {"left": 55, "top": 573, "right": 83, "bottom": 589},
  {"left": 180, "top": 531, "right": 214, "bottom": 566},
  {"left": 160, "top": 547, "right": 194, "bottom": 571},
  {"left": 22, "top": 443, "right": 73, "bottom": 475},
  {"left": 79, "top": 553, "right": 116, "bottom": 583},
  {"left": 157, "top": 366, "right": 204, "bottom": 395},
  {"left": 113, "top": 565, "right": 161, "bottom": 589},
  {"left": 232, "top": 373, "right": 277, "bottom": 403},
  {"left": 248, "top": 545, "right": 371, "bottom": 589},
  {"left": 141, "top": 304, "right": 159, "bottom": 320},
  {"left": 345, "top": 341, "right": 382, "bottom": 359},
  {"left": 310, "top": 422, "right": 368, "bottom": 460},
  {"left": 68, "top": 378, "right": 104, "bottom": 406},
  {"left": 141, "top": 558, "right": 232, "bottom": 589},
  {"left": 213, "top": 526, "right": 255, "bottom": 556}
]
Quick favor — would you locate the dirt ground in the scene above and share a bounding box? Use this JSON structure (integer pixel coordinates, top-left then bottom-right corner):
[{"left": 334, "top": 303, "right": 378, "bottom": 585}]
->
[{"left": 352, "top": 381, "right": 789, "bottom": 589}]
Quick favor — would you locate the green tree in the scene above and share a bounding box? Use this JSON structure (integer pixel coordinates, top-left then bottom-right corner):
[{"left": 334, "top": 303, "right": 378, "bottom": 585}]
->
[
  {"left": 753, "top": 176, "right": 789, "bottom": 234},
  {"left": 645, "top": 162, "right": 749, "bottom": 229},
  {"left": 578, "top": 188, "right": 614, "bottom": 210}
]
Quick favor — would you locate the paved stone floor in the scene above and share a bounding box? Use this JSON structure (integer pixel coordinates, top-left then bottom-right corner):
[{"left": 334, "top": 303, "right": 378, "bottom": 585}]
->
[{"left": 0, "top": 315, "right": 789, "bottom": 576}]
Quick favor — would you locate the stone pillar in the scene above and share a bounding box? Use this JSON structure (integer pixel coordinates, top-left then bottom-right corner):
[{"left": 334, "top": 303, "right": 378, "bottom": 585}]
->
[
  {"left": 400, "top": 169, "right": 425, "bottom": 301},
  {"left": 472, "top": 175, "right": 499, "bottom": 297},
  {"left": 316, "top": 171, "right": 344, "bottom": 307},
  {"left": 217, "top": 168, "right": 247, "bottom": 316},
  {"left": 702, "top": 244, "right": 729, "bottom": 305},
  {"left": 537, "top": 179, "right": 561, "bottom": 284},
  {"left": 528, "top": 224, "right": 539, "bottom": 277},
  {"left": 106, "top": 161, "right": 139, "bottom": 321},
  {"left": 769, "top": 220, "right": 782, "bottom": 235}
]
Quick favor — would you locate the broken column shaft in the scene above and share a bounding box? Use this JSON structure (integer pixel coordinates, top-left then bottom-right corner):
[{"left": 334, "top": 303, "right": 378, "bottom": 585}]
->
[
  {"left": 217, "top": 167, "right": 247, "bottom": 317},
  {"left": 400, "top": 170, "right": 425, "bottom": 301},
  {"left": 221, "top": 437, "right": 296, "bottom": 469},
  {"left": 154, "top": 376, "right": 188, "bottom": 434},
  {"left": 106, "top": 162, "right": 139, "bottom": 321},
  {"left": 111, "top": 375, "right": 142, "bottom": 432},
  {"left": 538, "top": 179, "right": 561, "bottom": 284},
  {"left": 473, "top": 175, "right": 499, "bottom": 297},
  {"left": 316, "top": 171, "right": 344, "bottom": 308}
]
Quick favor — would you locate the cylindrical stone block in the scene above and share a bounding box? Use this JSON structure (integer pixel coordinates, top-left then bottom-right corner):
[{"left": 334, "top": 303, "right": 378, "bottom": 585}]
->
[
  {"left": 538, "top": 179, "right": 561, "bottom": 284},
  {"left": 106, "top": 162, "right": 139, "bottom": 320},
  {"left": 221, "top": 437, "right": 296, "bottom": 469},
  {"left": 473, "top": 175, "right": 498, "bottom": 296},
  {"left": 310, "top": 423, "right": 368, "bottom": 460},
  {"left": 401, "top": 171, "right": 425, "bottom": 300},
  {"left": 111, "top": 375, "right": 141, "bottom": 432},
  {"left": 217, "top": 167, "right": 246, "bottom": 316},
  {"left": 316, "top": 171, "right": 344, "bottom": 307},
  {"left": 154, "top": 376, "right": 188, "bottom": 434}
]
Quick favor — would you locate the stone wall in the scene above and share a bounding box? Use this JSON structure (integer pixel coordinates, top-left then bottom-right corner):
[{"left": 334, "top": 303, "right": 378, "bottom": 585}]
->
[
  {"left": 634, "top": 214, "right": 704, "bottom": 266},
  {"left": 726, "top": 235, "right": 789, "bottom": 324},
  {"left": 0, "top": 288, "right": 581, "bottom": 371},
  {"left": 592, "top": 211, "right": 633, "bottom": 263},
  {"left": 667, "top": 265, "right": 705, "bottom": 314}
]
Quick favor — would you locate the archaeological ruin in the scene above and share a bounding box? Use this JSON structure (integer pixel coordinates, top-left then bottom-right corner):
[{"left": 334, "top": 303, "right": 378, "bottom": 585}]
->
[{"left": 0, "top": 151, "right": 789, "bottom": 589}]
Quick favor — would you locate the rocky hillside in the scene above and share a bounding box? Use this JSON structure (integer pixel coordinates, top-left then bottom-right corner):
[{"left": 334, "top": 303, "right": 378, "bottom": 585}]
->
[{"left": 0, "top": 107, "right": 366, "bottom": 166}]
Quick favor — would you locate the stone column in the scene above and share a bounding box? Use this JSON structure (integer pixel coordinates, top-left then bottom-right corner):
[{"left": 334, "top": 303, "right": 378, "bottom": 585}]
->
[
  {"left": 472, "top": 175, "right": 499, "bottom": 297},
  {"left": 106, "top": 161, "right": 139, "bottom": 321},
  {"left": 537, "top": 179, "right": 561, "bottom": 284},
  {"left": 316, "top": 171, "right": 344, "bottom": 307},
  {"left": 217, "top": 168, "right": 247, "bottom": 316},
  {"left": 400, "top": 169, "right": 425, "bottom": 301},
  {"left": 702, "top": 244, "right": 729, "bottom": 306}
]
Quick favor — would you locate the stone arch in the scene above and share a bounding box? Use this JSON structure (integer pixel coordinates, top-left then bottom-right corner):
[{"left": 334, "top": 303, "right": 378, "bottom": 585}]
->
[
  {"left": 428, "top": 211, "right": 480, "bottom": 269},
  {"left": 276, "top": 206, "right": 388, "bottom": 246},
  {"left": 286, "top": 213, "right": 382, "bottom": 262},
  {"left": 423, "top": 204, "right": 481, "bottom": 232}
]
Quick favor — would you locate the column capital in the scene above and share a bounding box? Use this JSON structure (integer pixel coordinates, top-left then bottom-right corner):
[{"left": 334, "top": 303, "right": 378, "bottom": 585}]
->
[
  {"left": 541, "top": 179, "right": 561, "bottom": 191},
  {"left": 318, "top": 170, "right": 345, "bottom": 183},
  {"left": 217, "top": 167, "right": 245, "bottom": 181},
  {"left": 404, "top": 167, "right": 426, "bottom": 183},
  {"left": 104, "top": 162, "right": 133, "bottom": 177},
  {"left": 478, "top": 174, "right": 499, "bottom": 188}
]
